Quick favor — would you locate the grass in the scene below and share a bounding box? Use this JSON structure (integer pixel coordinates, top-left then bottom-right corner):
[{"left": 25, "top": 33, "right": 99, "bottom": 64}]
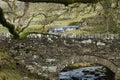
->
[
  {"left": 0, "top": 7, "right": 98, "bottom": 35},
  {"left": 0, "top": 27, "right": 8, "bottom": 33},
  {"left": 62, "top": 30, "right": 90, "bottom": 34},
  {"left": 23, "top": 8, "right": 98, "bottom": 33},
  {"left": 52, "top": 12, "right": 97, "bottom": 26},
  {"left": 0, "top": 1, "right": 104, "bottom": 37},
  {"left": 0, "top": 68, "right": 37, "bottom": 80},
  {"left": 0, "top": 51, "right": 37, "bottom": 80},
  {"left": 90, "top": 25, "right": 120, "bottom": 34},
  {"left": 0, "top": 69, "right": 25, "bottom": 80},
  {"left": 90, "top": 25, "right": 109, "bottom": 34},
  {"left": 62, "top": 62, "right": 96, "bottom": 71},
  {"left": 0, "top": 52, "right": 20, "bottom": 80}
]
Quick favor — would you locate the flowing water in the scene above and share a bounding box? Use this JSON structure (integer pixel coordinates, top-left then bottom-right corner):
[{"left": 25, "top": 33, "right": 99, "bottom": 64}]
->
[{"left": 59, "top": 66, "right": 113, "bottom": 80}]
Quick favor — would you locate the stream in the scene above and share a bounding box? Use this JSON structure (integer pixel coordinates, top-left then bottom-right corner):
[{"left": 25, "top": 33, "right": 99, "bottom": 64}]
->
[{"left": 59, "top": 66, "right": 111, "bottom": 80}]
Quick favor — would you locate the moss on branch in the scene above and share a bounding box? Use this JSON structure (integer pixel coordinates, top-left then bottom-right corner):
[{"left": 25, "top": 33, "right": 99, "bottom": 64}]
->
[{"left": 0, "top": 7, "right": 19, "bottom": 39}]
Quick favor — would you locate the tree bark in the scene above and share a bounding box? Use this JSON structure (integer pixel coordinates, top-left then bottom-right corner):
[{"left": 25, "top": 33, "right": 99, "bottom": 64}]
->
[
  {"left": 18, "top": 0, "right": 103, "bottom": 5},
  {"left": 0, "top": 7, "right": 19, "bottom": 39}
]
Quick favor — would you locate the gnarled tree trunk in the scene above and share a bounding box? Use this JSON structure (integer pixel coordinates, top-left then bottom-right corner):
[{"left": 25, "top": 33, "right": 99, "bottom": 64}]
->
[{"left": 0, "top": 7, "right": 19, "bottom": 39}]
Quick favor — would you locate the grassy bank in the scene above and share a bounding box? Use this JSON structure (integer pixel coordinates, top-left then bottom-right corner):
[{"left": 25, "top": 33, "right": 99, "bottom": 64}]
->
[{"left": 0, "top": 51, "right": 37, "bottom": 80}]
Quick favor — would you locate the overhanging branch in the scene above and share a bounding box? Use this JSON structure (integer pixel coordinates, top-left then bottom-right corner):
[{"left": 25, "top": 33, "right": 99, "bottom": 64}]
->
[{"left": 18, "top": 0, "right": 103, "bottom": 5}]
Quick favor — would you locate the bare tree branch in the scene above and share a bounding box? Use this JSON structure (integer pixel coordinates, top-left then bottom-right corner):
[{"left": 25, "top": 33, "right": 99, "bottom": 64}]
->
[
  {"left": 19, "top": 12, "right": 47, "bottom": 34},
  {"left": 18, "top": 2, "right": 29, "bottom": 27},
  {"left": 2, "top": 0, "right": 13, "bottom": 11}
]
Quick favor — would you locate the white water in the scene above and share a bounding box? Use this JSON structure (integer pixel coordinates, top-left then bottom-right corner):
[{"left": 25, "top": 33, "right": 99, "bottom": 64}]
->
[{"left": 59, "top": 66, "right": 107, "bottom": 80}]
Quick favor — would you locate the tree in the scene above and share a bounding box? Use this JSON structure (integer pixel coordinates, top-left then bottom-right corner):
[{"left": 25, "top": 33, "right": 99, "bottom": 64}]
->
[
  {"left": 0, "top": 0, "right": 30, "bottom": 39},
  {"left": 0, "top": 7, "right": 19, "bottom": 38},
  {"left": 0, "top": 0, "right": 117, "bottom": 39},
  {"left": 0, "top": 0, "right": 79, "bottom": 39},
  {"left": 100, "top": 0, "right": 120, "bottom": 33}
]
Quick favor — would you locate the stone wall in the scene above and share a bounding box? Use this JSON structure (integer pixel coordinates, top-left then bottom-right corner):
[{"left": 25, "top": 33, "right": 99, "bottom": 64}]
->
[{"left": 0, "top": 33, "right": 120, "bottom": 79}]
